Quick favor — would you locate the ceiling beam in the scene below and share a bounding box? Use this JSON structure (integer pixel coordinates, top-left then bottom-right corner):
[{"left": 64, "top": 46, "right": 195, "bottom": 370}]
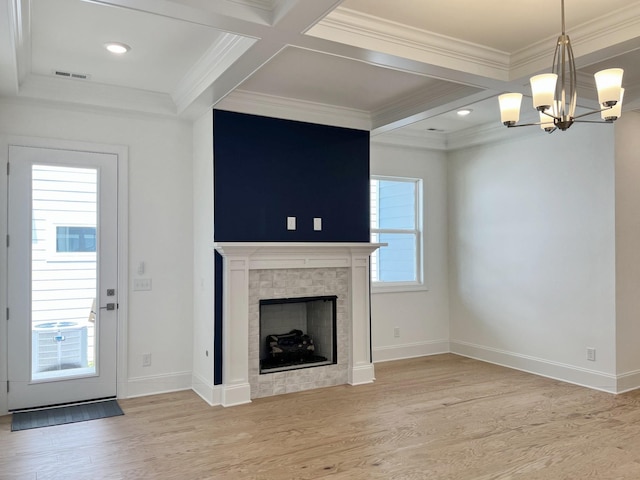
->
[{"left": 371, "top": 89, "right": 500, "bottom": 136}]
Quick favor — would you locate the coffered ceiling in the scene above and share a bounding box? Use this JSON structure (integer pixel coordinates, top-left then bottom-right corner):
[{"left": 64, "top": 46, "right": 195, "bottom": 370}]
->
[{"left": 1, "top": 0, "right": 639, "bottom": 146}]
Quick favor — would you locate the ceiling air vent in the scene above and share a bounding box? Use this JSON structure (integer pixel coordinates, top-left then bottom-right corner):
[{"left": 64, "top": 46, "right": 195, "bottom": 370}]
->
[{"left": 53, "top": 70, "right": 91, "bottom": 80}]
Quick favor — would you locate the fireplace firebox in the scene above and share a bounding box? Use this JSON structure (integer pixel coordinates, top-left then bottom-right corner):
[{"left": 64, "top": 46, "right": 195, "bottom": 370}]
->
[{"left": 259, "top": 296, "right": 337, "bottom": 374}]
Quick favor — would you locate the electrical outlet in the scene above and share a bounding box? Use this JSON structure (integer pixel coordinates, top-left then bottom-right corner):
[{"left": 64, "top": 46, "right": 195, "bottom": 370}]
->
[
  {"left": 142, "top": 353, "right": 152, "bottom": 367},
  {"left": 394, "top": 327, "right": 400, "bottom": 338},
  {"left": 287, "top": 216, "right": 296, "bottom": 230},
  {"left": 587, "top": 347, "right": 596, "bottom": 361}
]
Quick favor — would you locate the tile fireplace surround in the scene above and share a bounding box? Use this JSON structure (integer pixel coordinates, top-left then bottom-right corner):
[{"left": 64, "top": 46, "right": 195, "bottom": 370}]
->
[{"left": 213, "top": 242, "right": 382, "bottom": 407}]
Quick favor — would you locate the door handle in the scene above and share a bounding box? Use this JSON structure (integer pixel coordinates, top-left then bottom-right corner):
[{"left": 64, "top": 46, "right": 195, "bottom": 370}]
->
[{"left": 100, "top": 303, "right": 117, "bottom": 311}]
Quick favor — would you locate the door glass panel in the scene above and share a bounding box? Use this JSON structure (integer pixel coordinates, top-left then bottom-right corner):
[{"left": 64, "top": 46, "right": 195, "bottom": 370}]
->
[{"left": 31, "top": 165, "right": 98, "bottom": 381}]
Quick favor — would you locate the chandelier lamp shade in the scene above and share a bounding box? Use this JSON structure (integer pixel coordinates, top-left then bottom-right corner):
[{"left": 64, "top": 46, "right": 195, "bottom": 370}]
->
[{"left": 498, "top": 0, "right": 624, "bottom": 133}]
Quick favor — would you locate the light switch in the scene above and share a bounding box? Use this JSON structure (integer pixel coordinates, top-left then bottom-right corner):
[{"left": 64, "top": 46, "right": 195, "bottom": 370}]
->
[
  {"left": 313, "top": 217, "right": 322, "bottom": 231},
  {"left": 134, "top": 278, "right": 152, "bottom": 291},
  {"left": 287, "top": 216, "right": 296, "bottom": 230}
]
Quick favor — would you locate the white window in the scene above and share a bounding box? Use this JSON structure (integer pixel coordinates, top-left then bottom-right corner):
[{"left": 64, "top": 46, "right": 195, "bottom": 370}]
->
[
  {"left": 56, "top": 226, "right": 97, "bottom": 253},
  {"left": 370, "top": 176, "right": 423, "bottom": 292}
]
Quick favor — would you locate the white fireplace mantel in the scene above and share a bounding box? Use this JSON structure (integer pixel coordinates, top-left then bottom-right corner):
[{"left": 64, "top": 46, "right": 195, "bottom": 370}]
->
[
  {"left": 213, "top": 242, "right": 383, "bottom": 407},
  {"left": 214, "top": 242, "right": 384, "bottom": 270}
]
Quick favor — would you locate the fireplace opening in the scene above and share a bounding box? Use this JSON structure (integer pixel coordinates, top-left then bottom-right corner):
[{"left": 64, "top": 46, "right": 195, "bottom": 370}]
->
[{"left": 259, "top": 295, "right": 337, "bottom": 374}]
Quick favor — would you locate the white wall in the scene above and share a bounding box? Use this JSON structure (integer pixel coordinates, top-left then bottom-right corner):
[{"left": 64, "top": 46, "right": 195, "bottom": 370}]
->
[
  {"left": 0, "top": 99, "right": 194, "bottom": 409},
  {"left": 191, "top": 110, "right": 218, "bottom": 404},
  {"left": 370, "top": 142, "right": 450, "bottom": 362},
  {"left": 447, "top": 127, "right": 618, "bottom": 391},
  {"left": 2, "top": 99, "right": 634, "bottom": 414},
  {"left": 614, "top": 111, "right": 640, "bottom": 390}
]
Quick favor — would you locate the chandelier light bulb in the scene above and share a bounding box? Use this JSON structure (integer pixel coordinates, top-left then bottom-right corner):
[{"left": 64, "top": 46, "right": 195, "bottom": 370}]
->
[
  {"left": 594, "top": 68, "right": 624, "bottom": 107},
  {"left": 539, "top": 108, "right": 555, "bottom": 132},
  {"left": 602, "top": 88, "right": 624, "bottom": 121},
  {"left": 498, "top": 93, "right": 523, "bottom": 126},
  {"left": 530, "top": 74, "right": 558, "bottom": 111}
]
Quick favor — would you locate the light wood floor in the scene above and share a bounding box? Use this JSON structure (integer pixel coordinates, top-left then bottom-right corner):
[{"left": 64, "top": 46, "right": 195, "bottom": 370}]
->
[{"left": 2, "top": 354, "right": 640, "bottom": 480}]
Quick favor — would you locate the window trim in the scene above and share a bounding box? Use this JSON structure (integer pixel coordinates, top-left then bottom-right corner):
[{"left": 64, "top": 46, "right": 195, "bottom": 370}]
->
[{"left": 370, "top": 175, "right": 425, "bottom": 294}]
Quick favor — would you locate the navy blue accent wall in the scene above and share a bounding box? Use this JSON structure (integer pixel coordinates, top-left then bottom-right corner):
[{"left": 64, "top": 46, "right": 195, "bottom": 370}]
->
[
  {"left": 212, "top": 110, "right": 370, "bottom": 385},
  {"left": 214, "top": 251, "right": 223, "bottom": 385},
  {"left": 213, "top": 110, "right": 370, "bottom": 242}
]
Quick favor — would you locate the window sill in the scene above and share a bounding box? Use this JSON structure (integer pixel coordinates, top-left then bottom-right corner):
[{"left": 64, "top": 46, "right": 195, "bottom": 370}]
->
[{"left": 371, "top": 283, "right": 428, "bottom": 294}]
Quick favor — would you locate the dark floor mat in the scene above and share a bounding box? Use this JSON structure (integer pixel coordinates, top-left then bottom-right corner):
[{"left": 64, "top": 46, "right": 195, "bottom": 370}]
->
[{"left": 11, "top": 399, "right": 123, "bottom": 431}]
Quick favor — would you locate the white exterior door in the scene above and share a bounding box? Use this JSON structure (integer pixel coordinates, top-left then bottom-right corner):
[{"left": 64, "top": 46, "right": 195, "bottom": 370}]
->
[{"left": 7, "top": 145, "right": 119, "bottom": 410}]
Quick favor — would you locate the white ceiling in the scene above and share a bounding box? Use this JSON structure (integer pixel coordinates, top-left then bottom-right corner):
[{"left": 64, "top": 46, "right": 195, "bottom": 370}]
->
[
  {"left": 1, "top": 0, "right": 639, "bottom": 147},
  {"left": 237, "top": 47, "right": 466, "bottom": 112},
  {"left": 30, "top": 0, "right": 225, "bottom": 93}
]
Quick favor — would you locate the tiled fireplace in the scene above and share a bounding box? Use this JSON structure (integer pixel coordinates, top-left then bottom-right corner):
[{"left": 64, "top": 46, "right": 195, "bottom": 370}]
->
[{"left": 213, "top": 242, "right": 381, "bottom": 407}]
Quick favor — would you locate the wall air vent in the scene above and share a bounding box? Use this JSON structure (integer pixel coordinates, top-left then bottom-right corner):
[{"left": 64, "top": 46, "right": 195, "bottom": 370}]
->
[{"left": 53, "top": 70, "right": 91, "bottom": 80}]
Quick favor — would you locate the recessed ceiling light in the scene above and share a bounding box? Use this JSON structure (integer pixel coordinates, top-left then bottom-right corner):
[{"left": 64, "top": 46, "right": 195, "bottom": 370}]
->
[
  {"left": 105, "top": 42, "right": 131, "bottom": 54},
  {"left": 457, "top": 109, "right": 473, "bottom": 117}
]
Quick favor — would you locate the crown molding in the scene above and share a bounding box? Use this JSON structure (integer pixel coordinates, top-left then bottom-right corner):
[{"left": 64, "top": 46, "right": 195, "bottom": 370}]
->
[
  {"left": 447, "top": 118, "right": 552, "bottom": 152},
  {"left": 310, "top": 7, "right": 510, "bottom": 81},
  {"left": 372, "top": 121, "right": 532, "bottom": 152},
  {"left": 447, "top": 114, "right": 624, "bottom": 152},
  {"left": 228, "top": 0, "right": 277, "bottom": 11},
  {"left": 173, "top": 33, "right": 256, "bottom": 115},
  {"left": 18, "top": 74, "right": 177, "bottom": 117},
  {"left": 371, "top": 129, "right": 447, "bottom": 151},
  {"left": 373, "top": 114, "right": 542, "bottom": 152},
  {"left": 311, "top": 3, "right": 640, "bottom": 85},
  {"left": 176, "top": 0, "right": 275, "bottom": 25},
  {"left": 0, "top": 95, "right": 192, "bottom": 125},
  {"left": 173, "top": 0, "right": 315, "bottom": 27},
  {"left": 510, "top": 2, "right": 640, "bottom": 80},
  {"left": 216, "top": 89, "right": 371, "bottom": 130},
  {"left": 372, "top": 82, "right": 482, "bottom": 130}
]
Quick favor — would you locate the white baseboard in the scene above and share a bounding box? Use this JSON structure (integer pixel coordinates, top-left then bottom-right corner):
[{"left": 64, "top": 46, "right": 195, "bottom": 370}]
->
[
  {"left": 373, "top": 340, "right": 450, "bottom": 363},
  {"left": 126, "top": 371, "right": 192, "bottom": 398},
  {"left": 349, "top": 363, "right": 375, "bottom": 385},
  {"left": 123, "top": 344, "right": 640, "bottom": 402},
  {"left": 191, "top": 372, "right": 222, "bottom": 406},
  {"left": 451, "top": 340, "right": 619, "bottom": 393},
  {"left": 221, "top": 383, "right": 252, "bottom": 407},
  {"left": 616, "top": 369, "right": 640, "bottom": 393}
]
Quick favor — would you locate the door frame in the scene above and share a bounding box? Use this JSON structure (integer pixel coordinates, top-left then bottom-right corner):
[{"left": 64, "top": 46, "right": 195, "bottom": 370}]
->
[{"left": 0, "top": 135, "right": 129, "bottom": 415}]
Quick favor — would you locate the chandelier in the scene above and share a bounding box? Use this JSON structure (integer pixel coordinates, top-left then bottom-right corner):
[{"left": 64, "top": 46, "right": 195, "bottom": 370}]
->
[{"left": 498, "top": 0, "right": 624, "bottom": 133}]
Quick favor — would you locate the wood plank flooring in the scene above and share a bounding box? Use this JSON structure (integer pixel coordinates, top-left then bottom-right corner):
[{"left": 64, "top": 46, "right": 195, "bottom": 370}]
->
[{"left": 2, "top": 354, "right": 640, "bottom": 479}]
